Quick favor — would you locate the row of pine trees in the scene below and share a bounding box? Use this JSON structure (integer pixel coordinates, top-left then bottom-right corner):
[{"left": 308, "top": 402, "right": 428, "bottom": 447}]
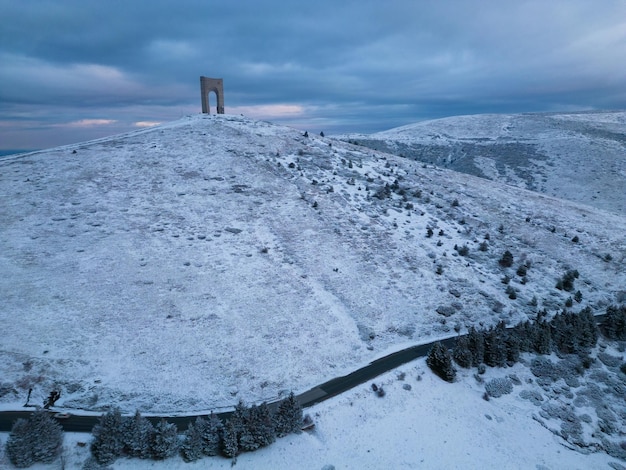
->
[
  {"left": 5, "top": 392, "right": 303, "bottom": 468},
  {"left": 6, "top": 305, "right": 625, "bottom": 466},
  {"left": 427, "top": 304, "right": 626, "bottom": 382}
]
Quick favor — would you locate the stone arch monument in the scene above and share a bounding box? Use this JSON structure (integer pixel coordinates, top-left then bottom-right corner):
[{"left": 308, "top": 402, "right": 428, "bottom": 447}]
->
[{"left": 200, "top": 76, "right": 224, "bottom": 114}]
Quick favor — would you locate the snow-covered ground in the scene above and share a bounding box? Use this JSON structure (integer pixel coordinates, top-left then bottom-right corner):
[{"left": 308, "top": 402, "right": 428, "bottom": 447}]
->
[
  {"left": 1, "top": 112, "right": 625, "bottom": 467},
  {"left": 339, "top": 111, "right": 626, "bottom": 215},
  {"left": 1, "top": 350, "right": 623, "bottom": 469}
]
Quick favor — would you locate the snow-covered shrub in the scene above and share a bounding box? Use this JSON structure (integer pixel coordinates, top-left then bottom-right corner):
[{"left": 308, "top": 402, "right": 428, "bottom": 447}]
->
[
  {"left": 274, "top": 392, "right": 303, "bottom": 437},
  {"left": 519, "top": 389, "right": 544, "bottom": 406},
  {"left": 598, "top": 352, "right": 622, "bottom": 368},
  {"left": 6, "top": 410, "right": 63, "bottom": 467},
  {"left": 485, "top": 377, "right": 513, "bottom": 398},
  {"left": 530, "top": 357, "right": 559, "bottom": 385}
]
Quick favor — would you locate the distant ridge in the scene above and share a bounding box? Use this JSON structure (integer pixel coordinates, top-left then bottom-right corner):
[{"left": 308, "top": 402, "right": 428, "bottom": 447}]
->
[
  {"left": 339, "top": 110, "right": 626, "bottom": 215},
  {"left": 0, "top": 149, "right": 38, "bottom": 157}
]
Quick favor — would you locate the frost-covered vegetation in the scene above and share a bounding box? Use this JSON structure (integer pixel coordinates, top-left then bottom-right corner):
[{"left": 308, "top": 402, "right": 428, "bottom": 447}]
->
[
  {"left": 5, "top": 411, "right": 63, "bottom": 467},
  {"left": 4, "top": 393, "right": 303, "bottom": 467},
  {"left": 426, "top": 304, "right": 626, "bottom": 460},
  {"left": 89, "top": 393, "right": 302, "bottom": 466}
]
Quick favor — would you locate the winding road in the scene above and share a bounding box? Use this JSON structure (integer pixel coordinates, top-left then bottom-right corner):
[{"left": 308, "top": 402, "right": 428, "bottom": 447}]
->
[
  {"left": 1, "top": 311, "right": 606, "bottom": 433},
  {"left": 0, "top": 336, "right": 457, "bottom": 433}
]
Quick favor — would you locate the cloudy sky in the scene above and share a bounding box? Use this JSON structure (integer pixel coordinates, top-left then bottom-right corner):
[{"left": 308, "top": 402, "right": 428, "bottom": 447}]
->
[{"left": 1, "top": 1, "right": 626, "bottom": 150}]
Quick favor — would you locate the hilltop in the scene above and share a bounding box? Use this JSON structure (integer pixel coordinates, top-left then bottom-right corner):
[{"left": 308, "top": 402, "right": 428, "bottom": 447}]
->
[
  {"left": 340, "top": 110, "right": 626, "bottom": 215},
  {"left": 1, "top": 113, "right": 624, "bottom": 416}
]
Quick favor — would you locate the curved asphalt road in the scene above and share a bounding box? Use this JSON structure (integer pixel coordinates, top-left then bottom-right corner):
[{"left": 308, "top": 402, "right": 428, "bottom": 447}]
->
[
  {"left": 0, "top": 314, "right": 605, "bottom": 433},
  {"left": 0, "top": 337, "right": 456, "bottom": 433}
]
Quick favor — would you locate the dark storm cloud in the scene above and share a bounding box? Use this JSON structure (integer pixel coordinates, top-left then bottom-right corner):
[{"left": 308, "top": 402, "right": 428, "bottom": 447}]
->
[{"left": 1, "top": 0, "right": 625, "bottom": 149}]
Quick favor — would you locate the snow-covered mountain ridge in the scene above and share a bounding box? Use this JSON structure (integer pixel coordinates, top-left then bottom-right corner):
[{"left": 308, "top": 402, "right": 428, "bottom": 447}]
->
[
  {"left": 0, "top": 113, "right": 624, "bottom": 416},
  {"left": 339, "top": 110, "right": 626, "bottom": 215}
]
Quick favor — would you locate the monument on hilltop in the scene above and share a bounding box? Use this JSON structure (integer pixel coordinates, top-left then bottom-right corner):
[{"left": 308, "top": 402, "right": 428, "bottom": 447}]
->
[{"left": 200, "top": 76, "right": 224, "bottom": 114}]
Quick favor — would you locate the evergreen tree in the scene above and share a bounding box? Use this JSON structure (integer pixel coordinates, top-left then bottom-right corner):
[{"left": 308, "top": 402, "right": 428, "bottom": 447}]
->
[
  {"left": 274, "top": 392, "right": 303, "bottom": 437},
  {"left": 221, "top": 418, "right": 239, "bottom": 458},
  {"left": 151, "top": 419, "right": 179, "bottom": 460},
  {"left": 601, "top": 305, "right": 626, "bottom": 340},
  {"left": 427, "top": 342, "right": 456, "bottom": 382},
  {"left": 91, "top": 408, "right": 126, "bottom": 465},
  {"left": 551, "top": 311, "right": 573, "bottom": 353},
  {"left": 180, "top": 419, "right": 204, "bottom": 462},
  {"left": 200, "top": 413, "right": 223, "bottom": 456},
  {"left": 452, "top": 335, "right": 473, "bottom": 369},
  {"left": 504, "top": 329, "right": 521, "bottom": 364},
  {"left": 532, "top": 320, "right": 552, "bottom": 354},
  {"left": 484, "top": 324, "right": 507, "bottom": 367},
  {"left": 499, "top": 250, "right": 514, "bottom": 268},
  {"left": 122, "top": 410, "right": 155, "bottom": 459},
  {"left": 238, "top": 403, "right": 268, "bottom": 452},
  {"left": 6, "top": 412, "right": 61, "bottom": 466},
  {"left": 578, "top": 307, "right": 598, "bottom": 348},
  {"left": 250, "top": 402, "right": 276, "bottom": 449},
  {"left": 467, "top": 326, "right": 485, "bottom": 366},
  {"left": 6, "top": 418, "right": 34, "bottom": 468},
  {"left": 27, "top": 410, "right": 63, "bottom": 464}
]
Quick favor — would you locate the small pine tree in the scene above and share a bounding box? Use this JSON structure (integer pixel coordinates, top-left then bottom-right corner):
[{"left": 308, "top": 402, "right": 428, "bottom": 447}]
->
[
  {"left": 504, "top": 329, "right": 521, "bottom": 364},
  {"left": 577, "top": 307, "right": 598, "bottom": 349},
  {"left": 6, "top": 418, "right": 35, "bottom": 468},
  {"left": 123, "top": 410, "right": 155, "bottom": 459},
  {"left": 91, "top": 408, "right": 125, "bottom": 465},
  {"left": 467, "top": 326, "right": 485, "bottom": 367},
  {"left": 499, "top": 250, "right": 514, "bottom": 268},
  {"left": 221, "top": 419, "right": 239, "bottom": 458},
  {"left": 484, "top": 324, "right": 507, "bottom": 367},
  {"left": 427, "top": 342, "right": 456, "bottom": 382},
  {"left": 244, "top": 403, "right": 275, "bottom": 450},
  {"left": 453, "top": 335, "right": 473, "bottom": 368},
  {"left": 180, "top": 419, "right": 204, "bottom": 462},
  {"left": 201, "top": 413, "right": 223, "bottom": 456},
  {"left": 601, "top": 305, "right": 626, "bottom": 340},
  {"left": 27, "top": 410, "right": 63, "bottom": 465},
  {"left": 274, "top": 392, "right": 303, "bottom": 437},
  {"left": 574, "top": 290, "right": 583, "bottom": 303},
  {"left": 151, "top": 419, "right": 179, "bottom": 460},
  {"left": 238, "top": 409, "right": 259, "bottom": 452},
  {"left": 532, "top": 320, "right": 552, "bottom": 354}
]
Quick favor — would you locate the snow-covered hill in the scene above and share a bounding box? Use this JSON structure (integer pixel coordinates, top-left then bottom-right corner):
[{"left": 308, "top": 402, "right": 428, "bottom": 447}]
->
[
  {"left": 340, "top": 111, "right": 626, "bottom": 215},
  {"left": 1, "top": 113, "right": 625, "bottom": 467},
  {"left": 1, "top": 113, "right": 624, "bottom": 414}
]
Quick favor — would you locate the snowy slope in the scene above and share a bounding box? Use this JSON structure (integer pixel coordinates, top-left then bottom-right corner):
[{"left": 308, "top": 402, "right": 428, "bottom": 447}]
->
[
  {"left": 2, "top": 352, "right": 622, "bottom": 469},
  {"left": 340, "top": 111, "right": 626, "bottom": 215},
  {"left": 0, "top": 113, "right": 624, "bottom": 419}
]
